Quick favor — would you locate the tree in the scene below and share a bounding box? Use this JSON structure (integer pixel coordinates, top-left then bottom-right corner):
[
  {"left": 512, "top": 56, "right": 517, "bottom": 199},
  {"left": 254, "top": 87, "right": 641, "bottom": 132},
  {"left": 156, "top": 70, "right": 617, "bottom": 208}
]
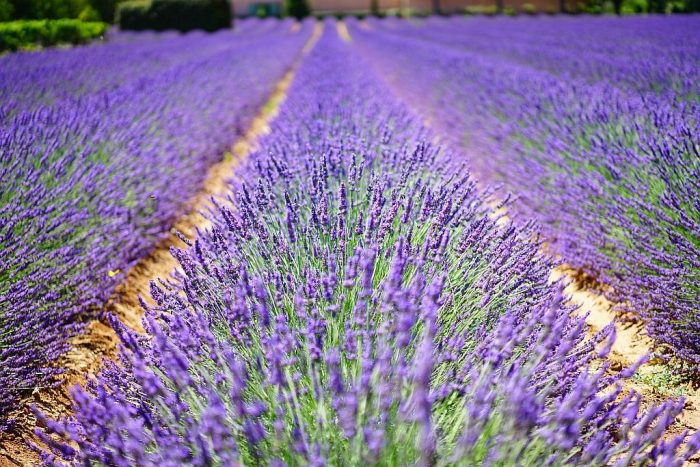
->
[
  {"left": 9, "top": 0, "right": 92, "bottom": 19},
  {"left": 284, "top": 0, "right": 309, "bottom": 19},
  {"left": 432, "top": 0, "right": 441, "bottom": 14},
  {"left": 646, "top": 0, "right": 665, "bottom": 12},
  {"left": 90, "top": 0, "right": 117, "bottom": 22},
  {"left": 0, "top": 0, "right": 13, "bottom": 21},
  {"left": 612, "top": 0, "right": 622, "bottom": 14}
]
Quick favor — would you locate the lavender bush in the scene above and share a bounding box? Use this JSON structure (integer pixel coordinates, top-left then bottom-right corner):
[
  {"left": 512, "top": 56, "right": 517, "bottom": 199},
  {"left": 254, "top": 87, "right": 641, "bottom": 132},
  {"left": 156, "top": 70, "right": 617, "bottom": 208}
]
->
[
  {"left": 0, "top": 20, "right": 314, "bottom": 428},
  {"left": 37, "top": 26, "right": 700, "bottom": 466},
  {"left": 350, "top": 16, "right": 700, "bottom": 369}
]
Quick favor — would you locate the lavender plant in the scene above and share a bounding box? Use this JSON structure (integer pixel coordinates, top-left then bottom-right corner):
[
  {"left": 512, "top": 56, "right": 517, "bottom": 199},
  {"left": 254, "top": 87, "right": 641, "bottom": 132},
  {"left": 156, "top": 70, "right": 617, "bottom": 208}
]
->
[
  {"left": 0, "top": 20, "right": 314, "bottom": 428},
  {"left": 37, "top": 27, "right": 700, "bottom": 466},
  {"left": 350, "top": 17, "right": 700, "bottom": 369},
  {"left": 0, "top": 19, "right": 303, "bottom": 116}
]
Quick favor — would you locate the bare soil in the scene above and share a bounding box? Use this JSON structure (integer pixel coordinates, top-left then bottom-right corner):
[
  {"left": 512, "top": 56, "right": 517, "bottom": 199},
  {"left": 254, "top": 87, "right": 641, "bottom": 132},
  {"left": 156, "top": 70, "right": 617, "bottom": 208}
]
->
[
  {"left": 337, "top": 22, "right": 352, "bottom": 42},
  {"left": 551, "top": 265, "right": 700, "bottom": 459},
  {"left": 0, "top": 23, "right": 322, "bottom": 467}
]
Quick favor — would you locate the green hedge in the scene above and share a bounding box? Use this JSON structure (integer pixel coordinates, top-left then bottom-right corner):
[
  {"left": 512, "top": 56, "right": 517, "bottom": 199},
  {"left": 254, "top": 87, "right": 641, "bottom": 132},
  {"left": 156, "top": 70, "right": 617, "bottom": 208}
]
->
[
  {"left": 117, "top": 0, "right": 231, "bottom": 32},
  {"left": 0, "top": 19, "right": 107, "bottom": 52},
  {"left": 116, "top": 1, "right": 149, "bottom": 29},
  {"left": 284, "top": 0, "right": 309, "bottom": 18}
]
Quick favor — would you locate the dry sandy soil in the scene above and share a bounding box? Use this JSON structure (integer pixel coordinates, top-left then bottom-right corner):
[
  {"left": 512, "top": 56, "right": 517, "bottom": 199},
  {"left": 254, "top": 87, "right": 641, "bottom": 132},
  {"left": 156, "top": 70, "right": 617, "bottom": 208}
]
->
[{"left": 552, "top": 267, "right": 700, "bottom": 447}]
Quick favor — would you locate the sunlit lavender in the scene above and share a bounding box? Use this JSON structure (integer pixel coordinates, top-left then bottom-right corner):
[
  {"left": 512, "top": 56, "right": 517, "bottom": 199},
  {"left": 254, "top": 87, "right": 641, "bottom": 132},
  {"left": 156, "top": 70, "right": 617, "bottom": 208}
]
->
[
  {"left": 0, "top": 19, "right": 313, "bottom": 427},
  {"left": 350, "top": 16, "right": 700, "bottom": 369},
  {"left": 34, "top": 26, "right": 700, "bottom": 466}
]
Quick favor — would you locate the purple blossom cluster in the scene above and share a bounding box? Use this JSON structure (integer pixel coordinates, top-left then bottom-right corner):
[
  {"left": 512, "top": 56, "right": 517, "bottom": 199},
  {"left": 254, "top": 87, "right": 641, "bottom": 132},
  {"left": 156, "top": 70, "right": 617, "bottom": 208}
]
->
[
  {"left": 37, "top": 25, "right": 699, "bottom": 465},
  {"left": 349, "top": 16, "right": 700, "bottom": 368},
  {"left": 0, "top": 20, "right": 313, "bottom": 428}
]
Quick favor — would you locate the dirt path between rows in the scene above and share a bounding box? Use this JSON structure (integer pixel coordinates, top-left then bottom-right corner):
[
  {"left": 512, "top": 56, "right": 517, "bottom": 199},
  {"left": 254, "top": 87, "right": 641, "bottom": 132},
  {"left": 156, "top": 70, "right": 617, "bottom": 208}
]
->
[
  {"left": 337, "top": 21, "right": 352, "bottom": 42},
  {"left": 551, "top": 267, "right": 700, "bottom": 444},
  {"left": 0, "top": 22, "right": 322, "bottom": 467}
]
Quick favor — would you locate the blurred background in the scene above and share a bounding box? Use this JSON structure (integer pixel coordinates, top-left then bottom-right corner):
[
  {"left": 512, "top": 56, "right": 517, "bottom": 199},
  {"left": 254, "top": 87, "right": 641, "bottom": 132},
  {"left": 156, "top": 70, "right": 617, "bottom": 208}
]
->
[
  {"left": 2, "top": 0, "right": 699, "bottom": 25},
  {"left": 0, "top": 0, "right": 698, "bottom": 58}
]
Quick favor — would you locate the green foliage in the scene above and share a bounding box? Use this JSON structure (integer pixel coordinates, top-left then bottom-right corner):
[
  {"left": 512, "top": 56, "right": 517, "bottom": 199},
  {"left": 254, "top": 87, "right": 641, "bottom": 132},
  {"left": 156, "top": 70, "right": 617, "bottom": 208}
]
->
[
  {"left": 4, "top": 0, "right": 127, "bottom": 22},
  {"left": 463, "top": 5, "right": 498, "bottom": 15},
  {"left": 117, "top": 0, "right": 232, "bottom": 32},
  {"left": 90, "top": 0, "right": 118, "bottom": 22},
  {"left": 283, "top": 0, "right": 309, "bottom": 19},
  {"left": 632, "top": 367, "right": 691, "bottom": 397},
  {"left": 0, "top": 0, "right": 13, "bottom": 21},
  {"left": 0, "top": 19, "right": 106, "bottom": 52},
  {"left": 149, "top": 0, "right": 231, "bottom": 31},
  {"left": 78, "top": 4, "right": 101, "bottom": 20},
  {"left": 521, "top": 2, "right": 537, "bottom": 13},
  {"left": 579, "top": 0, "right": 699, "bottom": 12},
  {"left": 673, "top": 0, "right": 700, "bottom": 11},
  {"left": 116, "top": 0, "right": 148, "bottom": 29},
  {"left": 621, "top": 0, "right": 648, "bottom": 13},
  {"left": 250, "top": 2, "right": 280, "bottom": 17},
  {"left": 9, "top": 0, "right": 90, "bottom": 19}
]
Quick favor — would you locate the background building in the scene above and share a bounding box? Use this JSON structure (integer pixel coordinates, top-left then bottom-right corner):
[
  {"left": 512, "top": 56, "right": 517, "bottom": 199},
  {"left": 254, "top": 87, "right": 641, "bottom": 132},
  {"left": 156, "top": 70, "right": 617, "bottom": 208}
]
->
[{"left": 234, "top": 0, "right": 577, "bottom": 16}]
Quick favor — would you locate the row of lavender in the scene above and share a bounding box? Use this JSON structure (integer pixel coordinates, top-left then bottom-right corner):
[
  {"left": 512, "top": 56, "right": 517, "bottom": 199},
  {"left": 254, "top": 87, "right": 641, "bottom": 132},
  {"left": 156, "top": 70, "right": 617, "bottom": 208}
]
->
[
  {"left": 0, "top": 20, "right": 313, "bottom": 428},
  {"left": 0, "top": 18, "right": 294, "bottom": 115},
  {"left": 37, "top": 26, "right": 699, "bottom": 465},
  {"left": 350, "top": 17, "right": 700, "bottom": 368},
  {"left": 393, "top": 16, "right": 699, "bottom": 97}
]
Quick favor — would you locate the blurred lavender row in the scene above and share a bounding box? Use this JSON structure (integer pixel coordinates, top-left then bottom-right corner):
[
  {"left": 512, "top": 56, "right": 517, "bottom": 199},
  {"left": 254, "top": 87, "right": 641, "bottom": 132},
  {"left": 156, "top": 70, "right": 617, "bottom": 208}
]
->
[
  {"left": 0, "top": 19, "right": 313, "bottom": 428},
  {"left": 350, "top": 16, "right": 700, "bottom": 369},
  {"left": 38, "top": 24, "right": 699, "bottom": 466}
]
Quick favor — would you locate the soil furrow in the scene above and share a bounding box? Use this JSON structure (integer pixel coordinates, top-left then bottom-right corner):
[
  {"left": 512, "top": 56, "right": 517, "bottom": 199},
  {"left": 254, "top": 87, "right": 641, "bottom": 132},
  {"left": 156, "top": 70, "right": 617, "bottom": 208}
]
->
[
  {"left": 551, "top": 266, "right": 700, "bottom": 448},
  {"left": 0, "top": 23, "right": 322, "bottom": 467}
]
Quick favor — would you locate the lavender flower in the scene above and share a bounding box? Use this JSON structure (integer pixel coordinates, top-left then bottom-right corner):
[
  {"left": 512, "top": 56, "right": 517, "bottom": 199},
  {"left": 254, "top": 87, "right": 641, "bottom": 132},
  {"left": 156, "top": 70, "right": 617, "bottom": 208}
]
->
[{"left": 38, "top": 24, "right": 698, "bottom": 466}]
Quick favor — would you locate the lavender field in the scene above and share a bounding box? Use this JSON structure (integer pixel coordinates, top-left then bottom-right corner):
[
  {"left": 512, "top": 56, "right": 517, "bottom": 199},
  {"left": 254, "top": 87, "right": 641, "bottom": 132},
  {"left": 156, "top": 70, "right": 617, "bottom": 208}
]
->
[{"left": 1, "top": 15, "right": 700, "bottom": 466}]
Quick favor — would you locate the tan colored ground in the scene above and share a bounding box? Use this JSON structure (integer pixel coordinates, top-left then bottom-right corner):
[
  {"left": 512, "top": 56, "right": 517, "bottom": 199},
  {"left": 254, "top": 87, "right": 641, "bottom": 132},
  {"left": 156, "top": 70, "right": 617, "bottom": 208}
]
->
[
  {"left": 337, "top": 21, "right": 352, "bottom": 42},
  {"left": 551, "top": 265, "right": 700, "bottom": 459},
  {"left": 0, "top": 23, "right": 322, "bottom": 467},
  {"left": 550, "top": 266, "right": 652, "bottom": 367}
]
